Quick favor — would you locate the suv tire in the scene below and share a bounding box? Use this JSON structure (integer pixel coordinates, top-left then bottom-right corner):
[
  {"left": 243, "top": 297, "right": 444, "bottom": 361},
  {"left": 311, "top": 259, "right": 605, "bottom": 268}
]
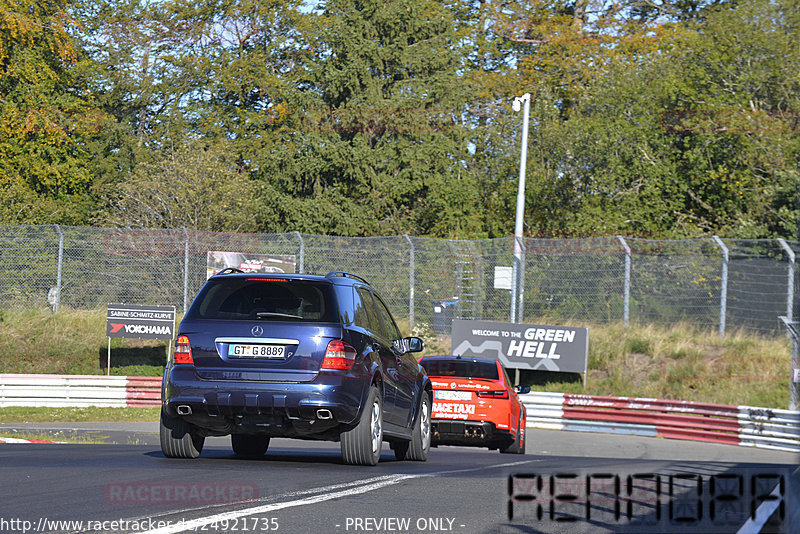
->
[
  {"left": 232, "top": 434, "right": 270, "bottom": 457},
  {"left": 393, "top": 391, "right": 431, "bottom": 461},
  {"left": 341, "top": 385, "right": 382, "bottom": 466},
  {"left": 160, "top": 408, "right": 204, "bottom": 459}
]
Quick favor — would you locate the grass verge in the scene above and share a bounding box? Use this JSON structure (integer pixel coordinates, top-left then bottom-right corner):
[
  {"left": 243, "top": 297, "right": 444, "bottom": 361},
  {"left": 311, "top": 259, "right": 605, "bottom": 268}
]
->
[
  {"left": 0, "top": 310, "right": 794, "bottom": 417},
  {"left": 0, "top": 407, "right": 161, "bottom": 423}
]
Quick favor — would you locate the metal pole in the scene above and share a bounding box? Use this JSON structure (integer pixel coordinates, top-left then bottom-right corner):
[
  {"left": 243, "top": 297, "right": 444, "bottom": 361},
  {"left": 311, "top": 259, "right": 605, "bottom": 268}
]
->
[
  {"left": 712, "top": 236, "right": 728, "bottom": 338},
  {"left": 512, "top": 93, "right": 531, "bottom": 324},
  {"left": 403, "top": 235, "right": 415, "bottom": 332},
  {"left": 107, "top": 337, "right": 112, "bottom": 377},
  {"left": 617, "top": 236, "right": 631, "bottom": 327},
  {"left": 779, "top": 316, "right": 799, "bottom": 410},
  {"left": 294, "top": 231, "right": 305, "bottom": 274},
  {"left": 778, "top": 238, "right": 795, "bottom": 331},
  {"left": 517, "top": 236, "right": 526, "bottom": 324},
  {"left": 182, "top": 227, "right": 189, "bottom": 314},
  {"left": 54, "top": 224, "right": 64, "bottom": 313},
  {"left": 510, "top": 240, "right": 517, "bottom": 324}
]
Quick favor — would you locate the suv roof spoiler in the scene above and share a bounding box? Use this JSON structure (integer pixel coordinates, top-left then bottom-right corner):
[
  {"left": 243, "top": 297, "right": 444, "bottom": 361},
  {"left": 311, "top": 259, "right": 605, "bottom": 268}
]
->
[
  {"left": 326, "top": 271, "right": 369, "bottom": 285},
  {"left": 214, "top": 267, "right": 244, "bottom": 276}
]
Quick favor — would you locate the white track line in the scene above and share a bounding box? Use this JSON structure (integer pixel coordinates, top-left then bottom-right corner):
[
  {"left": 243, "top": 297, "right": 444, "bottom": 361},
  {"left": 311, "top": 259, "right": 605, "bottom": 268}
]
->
[{"left": 138, "top": 459, "right": 539, "bottom": 534}]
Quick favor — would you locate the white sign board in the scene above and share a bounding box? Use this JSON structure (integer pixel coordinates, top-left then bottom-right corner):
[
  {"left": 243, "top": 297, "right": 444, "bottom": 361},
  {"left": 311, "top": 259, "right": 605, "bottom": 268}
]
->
[{"left": 494, "top": 266, "right": 513, "bottom": 290}]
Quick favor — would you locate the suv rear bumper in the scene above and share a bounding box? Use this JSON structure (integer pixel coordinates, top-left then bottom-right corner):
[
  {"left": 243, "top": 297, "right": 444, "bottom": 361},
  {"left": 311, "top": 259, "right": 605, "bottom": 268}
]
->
[{"left": 163, "top": 365, "right": 366, "bottom": 435}]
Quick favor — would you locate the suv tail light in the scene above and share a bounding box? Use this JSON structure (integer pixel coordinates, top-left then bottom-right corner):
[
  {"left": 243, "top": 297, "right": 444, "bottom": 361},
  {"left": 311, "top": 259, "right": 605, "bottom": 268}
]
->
[
  {"left": 476, "top": 390, "right": 509, "bottom": 399},
  {"left": 321, "top": 340, "right": 357, "bottom": 370},
  {"left": 174, "top": 335, "right": 194, "bottom": 365}
]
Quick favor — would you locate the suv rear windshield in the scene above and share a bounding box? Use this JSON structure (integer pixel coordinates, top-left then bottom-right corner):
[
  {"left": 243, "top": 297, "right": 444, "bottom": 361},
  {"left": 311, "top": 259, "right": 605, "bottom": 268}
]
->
[
  {"left": 420, "top": 359, "right": 499, "bottom": 380},
  {"left": 186, "top": 278, "right": 338, "bottom": 322}
]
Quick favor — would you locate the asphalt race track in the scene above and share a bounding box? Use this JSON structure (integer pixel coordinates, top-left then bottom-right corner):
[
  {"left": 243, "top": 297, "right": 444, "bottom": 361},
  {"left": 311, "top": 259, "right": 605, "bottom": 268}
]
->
[{"left": 0, "top": 425, "right": 798, "bottom": 534}]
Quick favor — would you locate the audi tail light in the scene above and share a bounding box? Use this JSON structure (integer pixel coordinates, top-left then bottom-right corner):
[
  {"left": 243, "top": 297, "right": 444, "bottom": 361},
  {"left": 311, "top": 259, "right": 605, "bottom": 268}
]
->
[{"left": 476, "top": 390, "right": 509, "bottom": 399}]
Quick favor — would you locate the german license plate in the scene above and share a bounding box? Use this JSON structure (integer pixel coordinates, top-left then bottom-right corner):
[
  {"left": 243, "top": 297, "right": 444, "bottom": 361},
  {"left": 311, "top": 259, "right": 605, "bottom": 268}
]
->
[
  {"left": 228, "top": 344, "right": 285, "bottom": 359},
  {"left": 435, "top": 390, "right": 472, "bottom": 401}
]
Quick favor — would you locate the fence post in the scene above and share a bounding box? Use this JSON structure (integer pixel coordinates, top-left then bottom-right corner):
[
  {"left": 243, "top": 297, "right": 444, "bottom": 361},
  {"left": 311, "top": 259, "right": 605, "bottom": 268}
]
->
[
  {"left": 779, "top": 316, "right": 799, "bottom": 410},
  {"left": 778, "top": 239, "right": 795, "bottom": 333},
  {"left": 294, "top": 231, "right": 305, "bottom": 274},
  {"left": 54, "top": 225, "right": 64, "bottom": 313},
  {"left": 517, "top": 236, "right": 526, "bottom": 324},
  {"left": 617, "top": 236, "right": 631, "bottom": 327},
  {"left": 182, "top": 227, "right": 190, "bottom": 313},
  {"left": 510, "top": 242, "right": 517, "bottom": 323},
  {"left": 404, "top": 235, "right": 415, "bottom": 331},
  {"left": 712, "top": 236, "right": 728, "bottom": 337},
  {"left": 510, "top": 236, "right": 526, "bottom": 323}
]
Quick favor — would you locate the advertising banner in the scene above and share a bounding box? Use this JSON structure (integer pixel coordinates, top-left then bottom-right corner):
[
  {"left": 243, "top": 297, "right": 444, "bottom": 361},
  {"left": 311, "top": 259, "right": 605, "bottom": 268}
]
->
[
  {"left": 451, "top": 319, "right": 588, "bottom": 374},
  {"left": 106, "top": 304, "right": 176, "bottom": 341},
  {"left": 206, "top": 251, "right": 296, "bottom": 279}
]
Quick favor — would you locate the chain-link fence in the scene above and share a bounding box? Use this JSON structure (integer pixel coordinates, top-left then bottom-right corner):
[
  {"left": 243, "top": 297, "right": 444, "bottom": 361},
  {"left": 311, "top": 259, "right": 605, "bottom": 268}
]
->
[{"left": 1, "top": 225, "right": 797, "bottom": 336}]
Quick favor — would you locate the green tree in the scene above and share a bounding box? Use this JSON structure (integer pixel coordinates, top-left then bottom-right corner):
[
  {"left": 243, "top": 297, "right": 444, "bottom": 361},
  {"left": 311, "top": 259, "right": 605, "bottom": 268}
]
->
[
  {"left": 500, "top": 0, "right": 800, "bottom": 238},
  {"left": 94, "top": 139, "right": 260, "bottom": 231},
  {"left": 254, "top": 0, "right": 484, "bottom": 237},
  {"left": 0, "top": 0, "right": 110, "bottom": 224},
  {"left": 83, "top": 0, "right": 308, "bottom": 231}
]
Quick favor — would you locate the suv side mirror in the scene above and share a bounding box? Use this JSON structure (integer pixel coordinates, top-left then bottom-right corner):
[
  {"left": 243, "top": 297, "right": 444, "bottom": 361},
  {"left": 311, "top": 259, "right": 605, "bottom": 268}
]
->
[
  {"left": 405, "top": 336, "right": 424, "bottom": 353},
  {"left": 516, "top": 385, "right": 531, "bottom": 394}
]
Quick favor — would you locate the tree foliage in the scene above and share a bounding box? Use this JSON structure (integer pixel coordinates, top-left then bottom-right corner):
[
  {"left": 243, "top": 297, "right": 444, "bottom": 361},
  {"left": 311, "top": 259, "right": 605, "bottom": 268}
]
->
[
  {"left": 94, "top": 140, "right": 259, "bottom": 231},
  {"left": 0, "top": 0, "right": 110, "bottom": 224},
  {"left": 1, "top": 0, "right": 798, "bottom": 240}
]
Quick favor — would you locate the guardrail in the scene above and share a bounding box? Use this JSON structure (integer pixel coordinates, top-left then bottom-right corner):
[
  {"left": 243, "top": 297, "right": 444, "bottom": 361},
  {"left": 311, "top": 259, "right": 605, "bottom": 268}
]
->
[
  {"left": 521, "top": 392, "right": 800, "bottom": 454},
  {"left": 0, "top": 374, "right": 161, "bottom": 408},
  {"left": 1, "top": 376, "right": 797, "bottom": 453}
]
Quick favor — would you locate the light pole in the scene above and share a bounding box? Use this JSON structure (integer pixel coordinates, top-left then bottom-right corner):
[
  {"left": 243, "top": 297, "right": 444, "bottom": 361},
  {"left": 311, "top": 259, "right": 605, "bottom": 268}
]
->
[{"left": 510, "top": 93, "right": 530, "bottom": 323}]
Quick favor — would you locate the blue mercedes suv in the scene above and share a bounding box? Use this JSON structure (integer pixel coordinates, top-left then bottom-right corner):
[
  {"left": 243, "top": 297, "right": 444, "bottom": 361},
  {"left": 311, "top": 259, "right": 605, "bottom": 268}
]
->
[{"left": 160, "top": 270, "right": 431, "bottom": 465}]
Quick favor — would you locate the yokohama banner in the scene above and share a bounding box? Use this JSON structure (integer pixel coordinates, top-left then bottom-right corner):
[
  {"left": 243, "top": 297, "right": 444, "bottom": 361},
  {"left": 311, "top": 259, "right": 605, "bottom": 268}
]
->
[
  {"left": 106, "top": 304, "right": 176, "bottom": 341},
  {"left": 450, "top": 319, "right": 588, "bottom": 374}
]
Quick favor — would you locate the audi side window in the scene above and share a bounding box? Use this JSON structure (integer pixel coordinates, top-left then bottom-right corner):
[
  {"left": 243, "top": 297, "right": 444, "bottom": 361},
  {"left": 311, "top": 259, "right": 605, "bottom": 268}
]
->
[{"left": 502, "top": 366, "right": 513, "bottom": 388}]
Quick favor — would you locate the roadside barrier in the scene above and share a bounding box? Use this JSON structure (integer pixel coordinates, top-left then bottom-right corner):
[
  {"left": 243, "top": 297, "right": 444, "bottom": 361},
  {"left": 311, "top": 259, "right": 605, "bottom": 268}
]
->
[
  {"left": 1, "top": 375, "right": 797, "bottom": 453},
  {"left": 521, "top": 392, "right": 800, "bottom": 454},
  {"left": 0, "top": 374, "right": 161, "bottom": 408}
]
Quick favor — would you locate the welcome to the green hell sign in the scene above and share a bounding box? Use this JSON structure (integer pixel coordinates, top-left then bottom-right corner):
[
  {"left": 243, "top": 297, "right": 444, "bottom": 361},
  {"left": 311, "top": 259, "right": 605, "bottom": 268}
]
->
[{"left": 450, "top": 319, "right": 589, "bottom": 374}]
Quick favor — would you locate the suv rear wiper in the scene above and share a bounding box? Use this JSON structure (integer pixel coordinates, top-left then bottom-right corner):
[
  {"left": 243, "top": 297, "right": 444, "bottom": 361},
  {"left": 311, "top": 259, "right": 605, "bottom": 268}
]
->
[{"left": 256, "top": 312, "right": 303, "bottom": 320}]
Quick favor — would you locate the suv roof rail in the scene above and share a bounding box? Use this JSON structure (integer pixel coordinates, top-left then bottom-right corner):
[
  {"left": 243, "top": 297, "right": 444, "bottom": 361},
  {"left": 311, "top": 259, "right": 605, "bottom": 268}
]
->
[
  {"left": 215, "top": 267, "right": 244, "bottom": 276},
  {"left": 326, "top": 271, "right": 369, "bottom": 285}
]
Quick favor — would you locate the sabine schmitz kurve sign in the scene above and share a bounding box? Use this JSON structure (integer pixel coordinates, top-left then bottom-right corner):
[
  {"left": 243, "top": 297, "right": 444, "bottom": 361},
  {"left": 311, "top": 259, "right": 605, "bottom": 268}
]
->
[
  {"left": 450, "top": 319, "right": 589, "bottom": 374},
  {"left": 106, "top": 303, "right": 176, "bottom": 341}
]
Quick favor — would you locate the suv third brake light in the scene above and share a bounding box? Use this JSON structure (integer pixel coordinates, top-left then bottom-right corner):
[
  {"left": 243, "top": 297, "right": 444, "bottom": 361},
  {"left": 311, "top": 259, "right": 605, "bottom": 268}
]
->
[
  {"left": 174, "top": 335, "right": 194, "bottom": 365},
  {"left": 321, "top": 340, "right": 357, "bottom": 370}
]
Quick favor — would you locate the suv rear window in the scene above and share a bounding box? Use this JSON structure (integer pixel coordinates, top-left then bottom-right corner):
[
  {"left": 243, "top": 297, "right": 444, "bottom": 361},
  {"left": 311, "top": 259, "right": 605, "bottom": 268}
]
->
[
  {"left": 420, "top": 359, "right": 499, "bottom": 380},
  {"left": 186, "top": 278, "right": 338, "bottom": 322}
]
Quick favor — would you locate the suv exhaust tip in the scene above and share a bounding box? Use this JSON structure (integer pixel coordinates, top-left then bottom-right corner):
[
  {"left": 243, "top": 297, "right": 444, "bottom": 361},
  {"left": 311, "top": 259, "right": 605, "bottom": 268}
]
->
[
  {"left": 316, "top": 409, "right": 333, "bottom": 420},
  {"left": 176, "top": 405, "right": 192, "bottom": 416}
]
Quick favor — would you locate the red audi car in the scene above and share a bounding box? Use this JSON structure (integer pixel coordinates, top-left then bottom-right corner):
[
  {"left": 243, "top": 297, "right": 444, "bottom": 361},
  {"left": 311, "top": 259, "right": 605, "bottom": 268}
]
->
[{"left": 418, "top": 356, "right": 529, "bottom": 454}]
